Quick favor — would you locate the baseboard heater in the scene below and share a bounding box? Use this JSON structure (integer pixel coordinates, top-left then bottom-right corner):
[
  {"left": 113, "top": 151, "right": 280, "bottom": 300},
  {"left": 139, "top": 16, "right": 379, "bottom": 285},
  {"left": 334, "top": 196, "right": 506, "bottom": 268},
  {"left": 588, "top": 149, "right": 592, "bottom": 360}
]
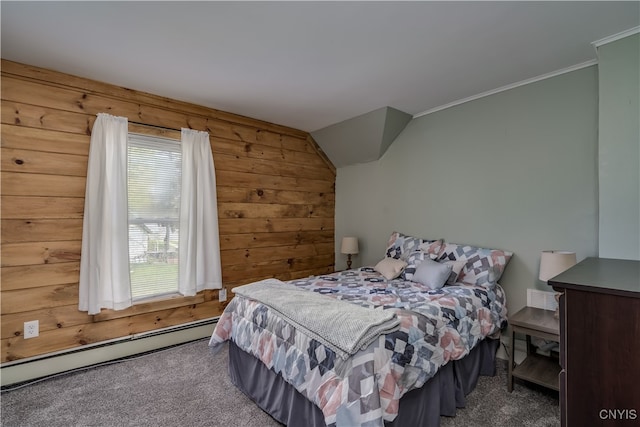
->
[{"left": 1, "top": 317, "right": 218, "bottom": 388}]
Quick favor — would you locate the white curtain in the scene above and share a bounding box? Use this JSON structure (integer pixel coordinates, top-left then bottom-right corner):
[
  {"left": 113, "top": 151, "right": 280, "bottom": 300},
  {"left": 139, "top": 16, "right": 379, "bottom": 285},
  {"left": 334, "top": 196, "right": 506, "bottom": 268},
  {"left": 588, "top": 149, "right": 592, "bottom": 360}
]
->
[
  {"left": 79, "top": 113, "right": 131, "bottom": 315},
  {"left": 179, "top": 128, "right": 222, "bottom": 295}
]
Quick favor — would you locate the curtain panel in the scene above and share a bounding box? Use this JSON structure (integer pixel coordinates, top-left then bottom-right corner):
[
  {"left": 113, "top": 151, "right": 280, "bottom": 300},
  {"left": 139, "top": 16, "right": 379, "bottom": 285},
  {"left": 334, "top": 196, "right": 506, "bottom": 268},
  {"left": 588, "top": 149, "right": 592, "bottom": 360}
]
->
[
  {"left": 179, "top": 128, "right": 223, "bottom": 295},
  {"left": 79, "top": 113, "right": 131, "bottom": 315}
]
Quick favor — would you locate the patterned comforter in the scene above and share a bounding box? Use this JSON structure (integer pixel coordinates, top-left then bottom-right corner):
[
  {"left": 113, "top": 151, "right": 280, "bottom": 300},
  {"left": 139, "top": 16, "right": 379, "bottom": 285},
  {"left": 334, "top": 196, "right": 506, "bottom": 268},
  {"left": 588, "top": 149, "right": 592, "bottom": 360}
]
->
[{"left": 209, "top": 267, "right": 508, "bottom": 427}]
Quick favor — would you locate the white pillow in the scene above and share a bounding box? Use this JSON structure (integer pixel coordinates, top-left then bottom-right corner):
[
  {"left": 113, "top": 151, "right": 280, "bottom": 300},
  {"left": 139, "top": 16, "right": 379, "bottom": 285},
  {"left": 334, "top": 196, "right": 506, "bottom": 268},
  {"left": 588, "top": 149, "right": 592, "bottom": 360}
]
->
[
  {"left": 374, "top": 257, "right": 408, "bottom": 280},
  {"left": 413, "top": 259, "right": 453, "bottom": 290}
]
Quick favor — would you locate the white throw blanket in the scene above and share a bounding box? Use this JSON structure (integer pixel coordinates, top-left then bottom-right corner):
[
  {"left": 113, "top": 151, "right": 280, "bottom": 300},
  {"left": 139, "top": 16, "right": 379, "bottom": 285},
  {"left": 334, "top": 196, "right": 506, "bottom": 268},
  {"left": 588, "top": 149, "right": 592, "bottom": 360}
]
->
[{"left": 233, "top": 279, "right": 400, "bottom": 360}]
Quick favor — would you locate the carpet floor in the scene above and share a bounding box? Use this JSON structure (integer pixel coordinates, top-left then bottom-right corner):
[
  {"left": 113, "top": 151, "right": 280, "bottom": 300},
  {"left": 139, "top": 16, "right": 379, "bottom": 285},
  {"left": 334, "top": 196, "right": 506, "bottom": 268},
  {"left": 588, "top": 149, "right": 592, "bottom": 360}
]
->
[{"left": 1, "top": 338, "right": 559, "bottom": 427}]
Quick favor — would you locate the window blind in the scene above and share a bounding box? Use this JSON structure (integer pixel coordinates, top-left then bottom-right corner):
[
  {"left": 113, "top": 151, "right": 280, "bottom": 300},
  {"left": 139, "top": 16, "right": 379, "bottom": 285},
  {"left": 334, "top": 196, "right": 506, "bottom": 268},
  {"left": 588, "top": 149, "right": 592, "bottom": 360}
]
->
[{"left": 127, "top": 133, "right": 182, "bottom": 300}]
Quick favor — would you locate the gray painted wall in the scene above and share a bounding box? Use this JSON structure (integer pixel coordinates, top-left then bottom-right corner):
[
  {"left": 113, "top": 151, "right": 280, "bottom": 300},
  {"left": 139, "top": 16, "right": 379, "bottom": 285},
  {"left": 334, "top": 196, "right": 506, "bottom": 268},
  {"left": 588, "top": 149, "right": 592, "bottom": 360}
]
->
[
  {"left": 597, "top": 34, "right": 640, "bottom": 260},
  {"left": 311, "top": 107, "right": 412, "bottom": 167},
  {"left": 335, "top": 66, "right": 599, "bottom": 314}
]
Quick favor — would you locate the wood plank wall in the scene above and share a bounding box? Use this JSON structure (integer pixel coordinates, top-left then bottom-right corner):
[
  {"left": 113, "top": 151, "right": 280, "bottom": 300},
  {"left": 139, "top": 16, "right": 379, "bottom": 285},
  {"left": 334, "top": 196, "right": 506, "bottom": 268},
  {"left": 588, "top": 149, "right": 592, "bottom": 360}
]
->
[{"left": 0, "top": 60, "right": 336, "bottom": 363}]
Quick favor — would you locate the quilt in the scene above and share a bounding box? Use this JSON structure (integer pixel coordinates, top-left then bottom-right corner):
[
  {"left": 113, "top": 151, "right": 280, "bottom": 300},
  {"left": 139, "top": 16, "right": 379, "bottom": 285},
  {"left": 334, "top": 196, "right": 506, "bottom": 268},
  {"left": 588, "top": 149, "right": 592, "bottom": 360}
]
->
[
  {"left": 209, "top": 267, "right": 508, "bottom": 427},
  {"left": 233, "top": 279, "right": 400, "bottom": 360}
]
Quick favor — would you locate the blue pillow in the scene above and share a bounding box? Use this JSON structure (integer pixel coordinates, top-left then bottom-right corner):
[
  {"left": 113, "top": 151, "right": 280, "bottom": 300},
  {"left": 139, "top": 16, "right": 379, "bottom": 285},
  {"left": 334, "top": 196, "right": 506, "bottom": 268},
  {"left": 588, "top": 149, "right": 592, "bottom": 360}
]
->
[{"left": 412, "top": 259, "right": 453, "bottom": 290}]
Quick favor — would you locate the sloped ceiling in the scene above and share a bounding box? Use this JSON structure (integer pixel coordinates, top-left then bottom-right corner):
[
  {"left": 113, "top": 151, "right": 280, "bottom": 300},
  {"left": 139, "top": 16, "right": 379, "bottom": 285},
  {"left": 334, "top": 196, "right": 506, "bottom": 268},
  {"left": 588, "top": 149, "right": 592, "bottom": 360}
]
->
[
  {"left": 2, "top": 2, "right": 639, "bottom": 167},
  {"left": 311, "top": 107, "right": 412, "bottom": 168}
]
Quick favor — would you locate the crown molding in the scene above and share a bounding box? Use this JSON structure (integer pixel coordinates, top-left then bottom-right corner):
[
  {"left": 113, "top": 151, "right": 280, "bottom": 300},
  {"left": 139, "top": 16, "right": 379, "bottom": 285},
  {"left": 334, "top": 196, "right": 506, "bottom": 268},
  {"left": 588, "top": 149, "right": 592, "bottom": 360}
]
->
[
  {"left": 413, "top": 60, "right": 598, "bottom": 119},
  {"left": 592, "top": 26, "right": 640, "bottom": 49}
]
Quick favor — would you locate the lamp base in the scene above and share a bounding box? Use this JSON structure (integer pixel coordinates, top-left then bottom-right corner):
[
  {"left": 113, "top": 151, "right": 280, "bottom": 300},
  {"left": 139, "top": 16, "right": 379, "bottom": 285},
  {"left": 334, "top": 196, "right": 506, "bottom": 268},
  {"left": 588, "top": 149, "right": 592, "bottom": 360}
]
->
[{"left": 346, "top": 254, "right": 352, "bottom": 270}]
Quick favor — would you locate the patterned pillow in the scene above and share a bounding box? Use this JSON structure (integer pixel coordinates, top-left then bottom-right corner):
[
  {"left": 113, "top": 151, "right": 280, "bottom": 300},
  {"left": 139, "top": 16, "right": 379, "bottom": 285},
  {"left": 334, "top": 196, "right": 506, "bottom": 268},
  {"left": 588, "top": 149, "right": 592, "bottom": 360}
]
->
[
  {"left": 403, "top": 250, "right": 429, "bottom": 281},
  {"left": 437, "top": 243, "right": 513, "bottom": 288},
  {"left": 385, "top": 231, "right": 443, "bottom": 262},
  {"left": 440, "top": 259, "right": 466, "bottom": 285},
  {"left": 418, "top": 240, "right": 445, "bottom": 259}
]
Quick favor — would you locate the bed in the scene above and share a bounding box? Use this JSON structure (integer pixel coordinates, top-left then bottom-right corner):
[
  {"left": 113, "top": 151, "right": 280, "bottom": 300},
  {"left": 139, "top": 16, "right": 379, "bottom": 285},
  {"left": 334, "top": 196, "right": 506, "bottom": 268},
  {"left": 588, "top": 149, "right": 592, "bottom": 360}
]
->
[{"left": 209, "top": 232, "right": 512, "bottom": 427}]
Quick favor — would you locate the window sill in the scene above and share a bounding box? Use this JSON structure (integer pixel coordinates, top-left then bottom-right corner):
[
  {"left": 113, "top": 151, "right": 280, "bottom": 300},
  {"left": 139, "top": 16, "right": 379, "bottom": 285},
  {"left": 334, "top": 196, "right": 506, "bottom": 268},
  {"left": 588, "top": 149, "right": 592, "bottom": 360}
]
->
[{"left": 93, "top": 293, "right": 205, "bottom": 322}]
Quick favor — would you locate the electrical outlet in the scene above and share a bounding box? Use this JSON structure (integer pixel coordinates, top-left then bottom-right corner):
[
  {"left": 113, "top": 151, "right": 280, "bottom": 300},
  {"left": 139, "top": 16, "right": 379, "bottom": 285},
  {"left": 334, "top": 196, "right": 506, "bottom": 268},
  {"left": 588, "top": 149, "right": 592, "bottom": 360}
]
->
[
  {"left": 219, "top": 288, "right": 227, "bottom": 302},
  {"left": 527, "top": 289, "right": 558, "bottom": 311},
  {"left": 24, "top": 320, "right": 39, "bottom": 339}
]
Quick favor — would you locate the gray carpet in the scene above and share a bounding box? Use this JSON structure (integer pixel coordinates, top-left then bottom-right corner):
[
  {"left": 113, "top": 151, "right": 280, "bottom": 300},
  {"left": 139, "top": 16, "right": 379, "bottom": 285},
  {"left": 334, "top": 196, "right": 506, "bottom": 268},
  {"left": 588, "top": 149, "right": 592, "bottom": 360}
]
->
[
  {"left": 1, "top": 339, "right": 559, "bottom": 427},
  {"left": 440, "top": 359, "right": 560, "bottom": 427}
]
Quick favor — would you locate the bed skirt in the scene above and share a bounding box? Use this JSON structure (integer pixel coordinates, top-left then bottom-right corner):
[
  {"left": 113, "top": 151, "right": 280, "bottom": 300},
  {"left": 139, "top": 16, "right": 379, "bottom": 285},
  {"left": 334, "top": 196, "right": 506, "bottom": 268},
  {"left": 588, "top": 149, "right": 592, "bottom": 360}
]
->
[{"left": 228, "top": 338, "right": 499, "bottom": 427}]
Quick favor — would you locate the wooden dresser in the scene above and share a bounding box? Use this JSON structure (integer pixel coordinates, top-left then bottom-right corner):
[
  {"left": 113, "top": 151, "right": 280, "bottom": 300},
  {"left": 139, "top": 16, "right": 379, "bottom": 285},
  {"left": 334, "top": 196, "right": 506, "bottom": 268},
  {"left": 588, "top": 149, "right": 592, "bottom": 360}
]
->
[{"left": 549, "top": 257, "right": 640, "bottom": 426}]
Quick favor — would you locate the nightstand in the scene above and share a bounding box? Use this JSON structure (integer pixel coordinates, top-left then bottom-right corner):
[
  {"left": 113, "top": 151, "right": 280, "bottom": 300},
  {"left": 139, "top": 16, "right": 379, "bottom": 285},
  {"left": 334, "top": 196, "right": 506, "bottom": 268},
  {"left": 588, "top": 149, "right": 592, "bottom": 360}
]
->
[{"left": 508, "top": 306, "right": 560, "bottom": 392}]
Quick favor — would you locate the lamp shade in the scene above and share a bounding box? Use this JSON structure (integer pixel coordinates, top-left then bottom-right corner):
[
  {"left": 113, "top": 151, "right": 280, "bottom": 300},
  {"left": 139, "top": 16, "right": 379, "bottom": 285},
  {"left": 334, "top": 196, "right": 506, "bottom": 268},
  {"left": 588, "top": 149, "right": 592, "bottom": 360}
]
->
[
  {"left": 539, "top": 250, "right": 577, "bottom": 282},
  {"left": 341, "top": 237, "right": 359, "bottom": 255}
]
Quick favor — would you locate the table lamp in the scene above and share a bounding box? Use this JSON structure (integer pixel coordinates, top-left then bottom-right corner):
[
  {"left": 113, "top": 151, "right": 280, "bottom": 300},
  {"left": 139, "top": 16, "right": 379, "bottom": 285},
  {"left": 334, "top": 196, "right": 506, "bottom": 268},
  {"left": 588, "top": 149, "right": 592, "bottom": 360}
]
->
[
  {"left": 539, "top": 250, "right": 577, "bottom": 282},
  {"left": 341, "top": 237, "right": 359, "bottom": 270}
]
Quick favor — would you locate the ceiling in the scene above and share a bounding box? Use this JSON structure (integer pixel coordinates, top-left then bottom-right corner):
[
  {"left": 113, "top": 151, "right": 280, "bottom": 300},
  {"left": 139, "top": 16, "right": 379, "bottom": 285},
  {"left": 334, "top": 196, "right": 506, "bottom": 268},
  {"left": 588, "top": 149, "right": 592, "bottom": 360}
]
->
[{"left": 2, "top": 1, "right": 639, "bottom": 135}]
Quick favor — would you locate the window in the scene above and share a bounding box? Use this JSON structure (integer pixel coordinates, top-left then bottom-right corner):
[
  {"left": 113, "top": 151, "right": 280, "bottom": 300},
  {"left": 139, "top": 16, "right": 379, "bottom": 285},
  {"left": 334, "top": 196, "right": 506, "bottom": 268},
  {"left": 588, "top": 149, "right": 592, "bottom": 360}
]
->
[
  {"left": 127, "top": 133, "right": 182, "bottom": 300},
  {"left": 79, "top": 114, "right": 221, "bottom": 315}
]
